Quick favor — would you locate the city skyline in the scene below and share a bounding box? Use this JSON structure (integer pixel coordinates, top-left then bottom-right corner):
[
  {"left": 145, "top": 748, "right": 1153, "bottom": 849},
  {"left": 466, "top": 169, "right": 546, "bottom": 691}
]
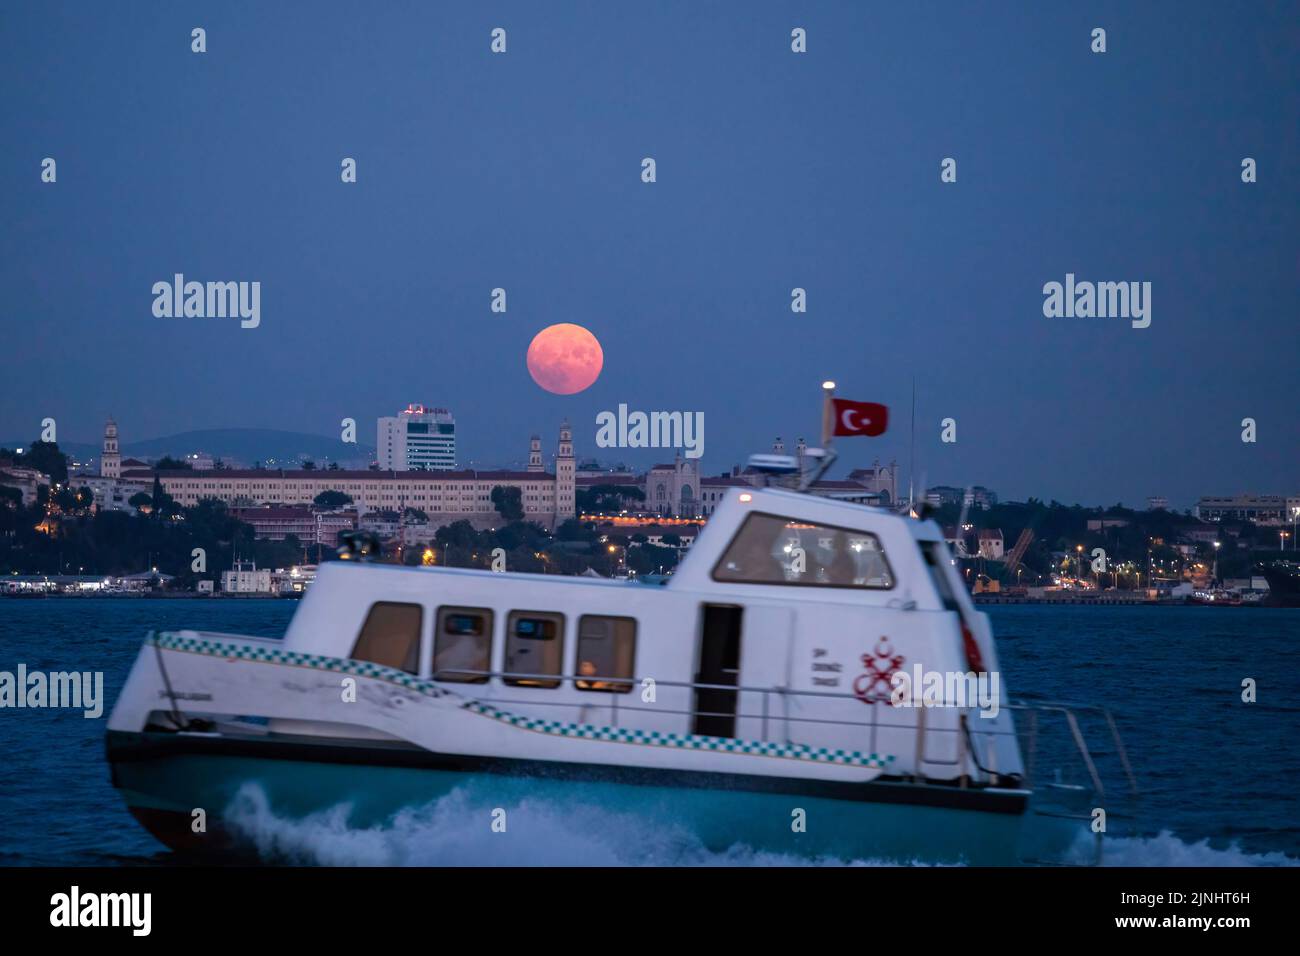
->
[
  {"left": 3, "top": 4, "right": 1297, "bottom": 512},
  {"left": 8, "top": 409, "right": 1296, "bottom": 515}
]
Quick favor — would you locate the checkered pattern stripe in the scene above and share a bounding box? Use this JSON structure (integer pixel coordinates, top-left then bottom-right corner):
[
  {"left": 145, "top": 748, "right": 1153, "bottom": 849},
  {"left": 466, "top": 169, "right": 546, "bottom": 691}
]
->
[
  {"left": 463, "top": 700, "right": 895, "bottom": 769},
  {"left": 151, "top": 632, "right": 895, "bottom": 769},
  {"left": 150, "top": 631, "right": 442, "bottom": 696}
]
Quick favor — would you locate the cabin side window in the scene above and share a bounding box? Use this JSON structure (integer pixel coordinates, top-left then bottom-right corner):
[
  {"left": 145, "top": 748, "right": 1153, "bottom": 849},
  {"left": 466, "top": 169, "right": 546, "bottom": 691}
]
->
[
  {"left": 503, "top": 611, "right": 565, "bottom": 688},
  {"left": 350, "top": 601, "right": 422, "bottom": 675},
  {"left": 433, "top": 606, "right": 493, "bottom": 683},
  {"left": 712, "top": 512, "right": 895, "bottom": 589},
  {"left": 575, "top": 615, "right": 636, "bottom": 693}
]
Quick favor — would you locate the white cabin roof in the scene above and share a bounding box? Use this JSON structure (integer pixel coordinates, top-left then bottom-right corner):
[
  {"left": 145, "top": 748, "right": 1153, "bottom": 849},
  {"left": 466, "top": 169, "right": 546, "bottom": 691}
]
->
[
  {"left": 304, "top": 487, "right": 943, "bottom": 599},
  {"left": 282, "top": 486, "right": 969, "bottom": 655}
]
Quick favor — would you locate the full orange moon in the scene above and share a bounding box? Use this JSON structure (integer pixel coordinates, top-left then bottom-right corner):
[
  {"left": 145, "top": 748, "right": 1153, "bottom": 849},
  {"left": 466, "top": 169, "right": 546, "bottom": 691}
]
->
[{"left": 526, "top": 323, "right": 604, "bottom": 395}]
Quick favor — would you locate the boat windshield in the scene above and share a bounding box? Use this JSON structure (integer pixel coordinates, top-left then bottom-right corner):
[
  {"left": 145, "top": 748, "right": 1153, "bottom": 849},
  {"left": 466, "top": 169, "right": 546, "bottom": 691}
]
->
[{"left": 712, "top": 512, "right": 894, "bottom": 589}]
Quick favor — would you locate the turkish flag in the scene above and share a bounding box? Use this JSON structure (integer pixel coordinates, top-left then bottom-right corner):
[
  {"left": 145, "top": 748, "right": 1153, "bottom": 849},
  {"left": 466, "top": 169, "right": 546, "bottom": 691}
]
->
[{"left": 831, "top": 399, "right": 888, "bottom": 437}]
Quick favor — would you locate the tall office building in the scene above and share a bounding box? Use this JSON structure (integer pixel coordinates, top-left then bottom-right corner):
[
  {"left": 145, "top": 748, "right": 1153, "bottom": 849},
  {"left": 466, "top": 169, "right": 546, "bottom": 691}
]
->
[{"left": 377, "top": 405, "right": 456, "bottom": 471}]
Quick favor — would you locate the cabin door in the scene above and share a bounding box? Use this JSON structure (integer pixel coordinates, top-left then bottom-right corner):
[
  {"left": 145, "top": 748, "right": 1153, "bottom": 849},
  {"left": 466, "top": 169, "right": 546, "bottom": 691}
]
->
[{"left": 693, "top": 605, "right": 743, "bottom": 737}]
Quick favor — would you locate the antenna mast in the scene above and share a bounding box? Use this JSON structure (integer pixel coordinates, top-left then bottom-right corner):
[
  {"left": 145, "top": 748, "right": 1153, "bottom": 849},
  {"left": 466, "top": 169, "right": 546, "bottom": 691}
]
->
[{"left": 907, "top": 378, "right": 916, "bottom": 513}]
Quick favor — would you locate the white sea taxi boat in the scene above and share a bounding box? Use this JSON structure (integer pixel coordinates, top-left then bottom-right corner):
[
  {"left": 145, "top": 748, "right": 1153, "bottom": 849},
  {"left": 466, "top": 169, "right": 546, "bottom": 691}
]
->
[{"left": 106, "top": 483, "right": 1133, "bottom": 864}]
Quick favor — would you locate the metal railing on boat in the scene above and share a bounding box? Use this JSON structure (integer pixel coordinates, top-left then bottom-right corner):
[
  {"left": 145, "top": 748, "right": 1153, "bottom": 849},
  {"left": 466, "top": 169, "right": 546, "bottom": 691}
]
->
[{"left": 434, "top": 667, "right": 1137, "bottom": 800}]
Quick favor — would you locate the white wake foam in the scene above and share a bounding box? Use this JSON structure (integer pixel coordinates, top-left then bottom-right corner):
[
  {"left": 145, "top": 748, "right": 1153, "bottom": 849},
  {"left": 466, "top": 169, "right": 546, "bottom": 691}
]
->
[
  {"left": 225, "top": 783, "right": 1296, "bottom": 867},
  {"left": 224, "top": 783, "right": 916, "bottom": 866},
  {"left": 1093, "top": 830, "right": 1298, "bottom": 867}
]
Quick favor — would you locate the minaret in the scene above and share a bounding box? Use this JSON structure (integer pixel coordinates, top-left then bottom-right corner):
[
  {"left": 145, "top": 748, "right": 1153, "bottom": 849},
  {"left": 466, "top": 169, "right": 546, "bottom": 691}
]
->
[
  {"left": 555, "top": 419, "right": 575, "bottom": 521},
  {"left": 527, "top": 434, "right": 543, "bottom": 472},
  {"left": 796, "top": 437, "right": 807, "bottom": 471},
  {"left": 101, "top": 418, "right": 121, "bottom": 479},
  {"left": 773, "top": 436, "right": 785, "bottom": 455}
]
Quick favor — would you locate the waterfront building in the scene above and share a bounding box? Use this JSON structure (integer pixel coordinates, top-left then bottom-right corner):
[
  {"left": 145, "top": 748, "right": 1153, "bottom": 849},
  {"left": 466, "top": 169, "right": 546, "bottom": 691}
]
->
[
  {"left": 1147, "top": 496, "right": 1169, "bottom": 511},
  {"left": 978, "top": 529, "right": 1005, "bottom": 560},
  {"left": 696, "top": 459, "right": 898, "bottom": 519},
  {"left": 78, "top": 474, "right": 151, "bottom": 514},
  {"left": 358, "top": 512, "right": 438, "bottom": 546},
  {"left": 125, "top": 422, "right": 576, "bottom": 530},
  {"left": 927, "top": 484, "right": 997, "bottom": 509},
  {"left": 846, "top": 461, "right": 899, "bottom": 505},
  {"left": 0, "top": 462, "right": 49, "bottom": 506},
  {"left": 75, "top": 420, "right": 151, "bottom": 513},
  {"left": 642, "top": 527, "right": 699, "bottom": 549},
  {"left": 120, "top": 571, "right": 175, "bottom": 592},
  {"left": 377, "top": 404, "right": 456, "bottom": 471},
  {"left": 699, "top": 474, "right": 752, "bottom": 517},
  {"left": 272, "top": 565, "right": 316, "bottom": 595},
  {"left": 645, "top": 456, "right": 700, "bottom": 518},
  {"left": 230, "top": 505, "right": 358, "bottom": 543},
  {"left": 926, "top": 486, "right": 963, "bottom": 507},
  {"left": 576, "top": 458, "right": 636, "bottom": 479},
  {"left": 221, "top": 561, "right": 272, "bottom": 594},
  {"left": 1, "top": 573, "right": 171, "bottom": 594},
  {"left": 1196, "top": 494, "right": 1290, "bottom": 525},
  {"left": 804, "top": 479, "right": 890, "bottom": 507},
  {"left": 942, "top": 526, "right": 976, "bottom": 556}
]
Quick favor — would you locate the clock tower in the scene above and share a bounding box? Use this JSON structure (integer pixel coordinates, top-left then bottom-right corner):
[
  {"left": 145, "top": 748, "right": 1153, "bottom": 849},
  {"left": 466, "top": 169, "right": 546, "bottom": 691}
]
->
[{"left": 101, "top": 418, "right": 121, "bottom": 479}]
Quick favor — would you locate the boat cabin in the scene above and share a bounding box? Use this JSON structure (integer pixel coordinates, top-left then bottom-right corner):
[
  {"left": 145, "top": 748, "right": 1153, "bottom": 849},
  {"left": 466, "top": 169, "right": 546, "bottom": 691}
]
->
[{"left": 279, "top": 486, "right": 1015, "bottom": 781}]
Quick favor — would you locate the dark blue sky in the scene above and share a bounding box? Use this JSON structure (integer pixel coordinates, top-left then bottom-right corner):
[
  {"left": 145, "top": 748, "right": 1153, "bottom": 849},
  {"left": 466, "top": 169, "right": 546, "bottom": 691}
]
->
[{"left": 3, "top": 1, "right": 1297, "bottom": 508}]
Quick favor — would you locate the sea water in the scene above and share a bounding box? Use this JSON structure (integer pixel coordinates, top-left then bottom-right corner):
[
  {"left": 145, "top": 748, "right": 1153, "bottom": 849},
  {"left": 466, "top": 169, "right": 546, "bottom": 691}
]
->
[{"left": 0, "top": 599, "right": 1295, "bottom": 866}]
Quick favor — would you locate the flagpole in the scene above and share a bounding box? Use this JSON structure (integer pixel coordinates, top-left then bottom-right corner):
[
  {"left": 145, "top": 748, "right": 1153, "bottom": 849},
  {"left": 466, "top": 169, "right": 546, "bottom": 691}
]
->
[
  {"left": 821, "top": 380, "right": 835, "bottom": 448},
  {"left": 802, "top": 381, "right": 838, "bottom": 491}
]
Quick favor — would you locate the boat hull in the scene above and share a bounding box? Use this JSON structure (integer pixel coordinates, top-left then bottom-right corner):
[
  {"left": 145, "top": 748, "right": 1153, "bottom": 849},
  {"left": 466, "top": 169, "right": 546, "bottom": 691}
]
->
[
  {"left": 107, "top": 730, "right": 1072, "bottom": 865},
  {"left": 1259, "top": 563, "right": 1300, "bottom": 607}
]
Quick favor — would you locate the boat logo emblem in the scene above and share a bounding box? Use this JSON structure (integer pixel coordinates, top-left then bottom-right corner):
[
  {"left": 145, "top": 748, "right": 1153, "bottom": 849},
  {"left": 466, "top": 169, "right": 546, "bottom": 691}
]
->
[{"left": 852, "top": 636, "right": 904, "bottom": 705}]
